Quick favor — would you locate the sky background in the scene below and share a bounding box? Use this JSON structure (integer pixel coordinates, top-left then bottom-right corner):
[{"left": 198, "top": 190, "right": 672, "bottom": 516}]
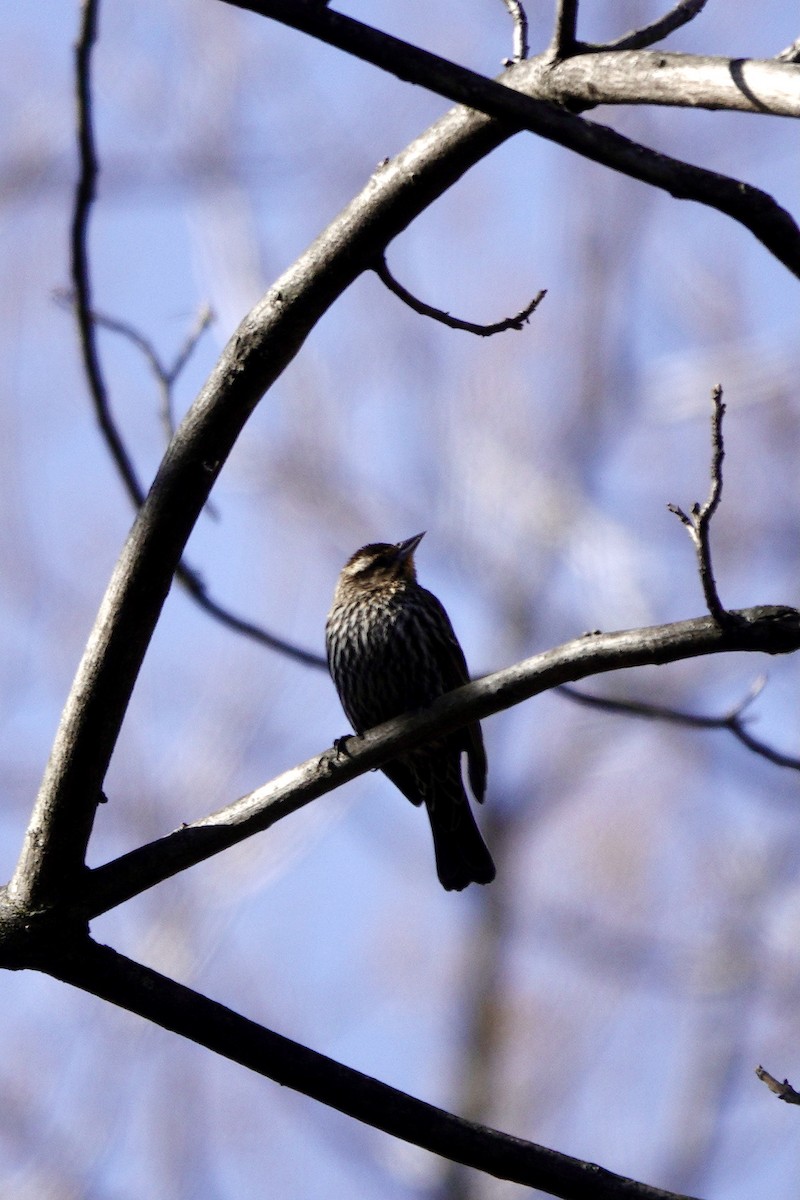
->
[{"left": 2, "top": 1, "right": 800, "bottom": 1197}]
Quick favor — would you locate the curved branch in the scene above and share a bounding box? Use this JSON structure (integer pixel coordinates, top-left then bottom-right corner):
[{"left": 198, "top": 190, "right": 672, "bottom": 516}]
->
[
  {"left": 66, "top": 159, "right": 324, "bottom": 669},
  {"left": 598, "top": 0, "right": 711, "bottom": 52},
  {"left": 16, "top": 0, "right": 800, "bottom": 910},
  {"left": 84, "top": 605, "right": 800, "bottom": 918},
  {"left": 224, "top": 2, "right": 800, "bottom": 275},
  {"left": 69, "top": 0, "right": 144, "bottom": 514},
  {"left": 559, "top": 679, "right": 800, "bottom": 772},
  {"left": 44, "top": 938, "right": 700, "bottom": 1200},
  {"left": 374, "top": 255, "right": 546, "bottom": 334}
]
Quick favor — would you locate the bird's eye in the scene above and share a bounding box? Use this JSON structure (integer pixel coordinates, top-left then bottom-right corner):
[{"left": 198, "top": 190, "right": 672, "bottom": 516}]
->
[{"left": 358, "top": 555, "right": 389, "bottom": 579}]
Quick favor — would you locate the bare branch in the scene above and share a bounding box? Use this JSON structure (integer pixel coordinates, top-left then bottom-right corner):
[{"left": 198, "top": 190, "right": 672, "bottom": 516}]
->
[
  {"left": 161, "top": 304, "right": 215, "bottom": 439},
  {"left": 56, "top": 295, "right": 325, "bottom": 669},
  {"left": 598, "top": 0, "right": 710, "bottom": 52},
  {"left": 224, "top": 2, "right": 800, "bottom": 276},
  {"left": 526, "top": 51, "right": 800, "bottom": 118},
  {"left": 549, "top": 0, "right": 580, "bottom": 59},
  {"left": 55, "top": 292, "right": 213, "bottom": 442},
  {"left": 559, "top": 677, "right": 800, "bottom": 772},
  {"left": 374, "top": 256, "right": 546, "bottom": 335},
  {"left": 776, "top": 37, "right": 800, "bottom": 64},
  {"left": 178, "top": 562, "right": 327, "bottom": 668},
  {"left": 499, "top": 0, "right": 529, "bottom": 65},
  {"left": 18, "top": 0, "right": 800, "bottom": 912},
  {"left": 756, "top": 1066, "right": 800, "bottom": 1105},
  {"left": 70, "top": 0, "right": 144, "bottom": 517},
  {"left": 84, "top": 605, "right": 800, "bottom": 918},
  {"left": 668, "top": 385, "right": 730, "bottom": 625},
  {"left": 41, "top": 938, "right": 701, "bottom": 1200}
]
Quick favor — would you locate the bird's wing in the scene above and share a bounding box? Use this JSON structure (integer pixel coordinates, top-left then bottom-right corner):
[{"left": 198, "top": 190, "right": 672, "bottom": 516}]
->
[{"left": 419, "top": 588, "right": 487, "bottom": 803}]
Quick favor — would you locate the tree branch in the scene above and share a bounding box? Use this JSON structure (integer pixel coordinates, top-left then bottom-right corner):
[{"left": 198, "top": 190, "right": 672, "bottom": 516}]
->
[
  {"left": 223, "top": 1, "right": 800, "bottom": 277},
  {"left": 16, "top": 0, "right": 800, "bottom": 912},
  {"left": 83, "top": 605, "right": 800, "bottom": 918},
  {"left": 41, "top": 937, "right": 700, "bottom": 1200},
  {"left": 597, "top": 0, "right": 710, "bottom": 52},
  {"left": 776, "top": 37, "right": 800, "bottom": 64},
  {"left": 549, "top": 0, "right": 580, "bottom": 60},
  {"left": 500, "top": 0, "right": 528, "bottom": 66},
  {"left": 668, "top": 385, "right": 729, "bottom": 625},
  {"left": 374, "top": 255, "right": 546, "bottom": 334},
  {"left": 69, "top": 0, "right": 149, "bottom": 517},
  {"left": 756, "top": 1065, "right": 800, "bottom": 1106},
  {"left": 559, "top": 677, "right": 800, "bottom": 771},
  {"left": 65, "top": 105, "right": 327, "bottom": 671}
]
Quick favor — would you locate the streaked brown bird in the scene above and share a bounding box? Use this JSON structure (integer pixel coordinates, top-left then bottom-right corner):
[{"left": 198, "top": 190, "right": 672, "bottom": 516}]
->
[{"left": 325, "top": 532, "right": 495, "bottom": 891}]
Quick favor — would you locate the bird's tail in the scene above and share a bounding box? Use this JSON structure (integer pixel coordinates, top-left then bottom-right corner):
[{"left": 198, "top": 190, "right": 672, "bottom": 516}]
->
[{"left": 426, "top": 777, "right": 496, "bottom": 892}]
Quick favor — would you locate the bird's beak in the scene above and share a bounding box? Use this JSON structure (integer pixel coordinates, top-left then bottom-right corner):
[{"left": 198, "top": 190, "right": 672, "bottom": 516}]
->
[{"left": 396, "top": 532, "right": 425, "bottom": 561}]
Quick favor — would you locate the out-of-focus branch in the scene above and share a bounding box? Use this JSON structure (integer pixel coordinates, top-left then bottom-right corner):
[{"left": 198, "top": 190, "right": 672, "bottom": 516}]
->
[
  {"left": 374, "top": 256, "right": 546, "bottom": 335},
  {"left": 70, "top": 0, "right": 143, "bottom": 515},
  {"left": 559, "top": 677, "right": 800, "bottom": 771},
  {"left": 668, "top": 385, "right": 730, "bottom": 625},
  {"left": 60, "top": 306, "right": 325, "bottom": 666},
  {"left": 179, "top": 563, "right": 327, "bottom": 668},
  {"left": 65, "top": 7, "right": 325, "bottom": 674},
  {"left": 41, "top": 938, "right": 700, "bottom": 1200},
  {"left": 597, "top": 0, "right": 710, "bottom": 52},
  {"left": 84, "top": 605, "right": 800, "bottom": 918},
  {"left": 55, "top": 293, "right": 213, "bottom": 443}
]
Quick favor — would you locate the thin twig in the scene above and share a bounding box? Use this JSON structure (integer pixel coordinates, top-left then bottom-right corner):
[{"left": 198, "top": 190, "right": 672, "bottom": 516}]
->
[
  {"left": 178, "top": 561, "right": 327, "bottom": 668},
  {"left": 560, "top": 677, "right": 800, "bottom": 771},
  {"left": 756, "top": 1066, "right": 800, "bottom": 1105},
  {"left": 597, "top": 0, "right": 709, "bottom": 52},
  {"left": 55, "top": 292, "right": 213, "bottom": 442},
  {"left": 374, "top": 256, "right": 545, "bottom": 335},
  {"left": 70, "top": 0, "right": 145, "bottom": 513},
  {"left": 160, "top": 304, "right": 214, "bottom": 439},
  {"left": 668, "top": 385, "right": 731, "bottom": 625},
  {"left": 776, "top": 36, "right": 800, "bottom": 64},
  {"left": 66, "top": 80, "right": 323, "bottom": 670},
  {"left": 499, "top": 0, "right": 528, "bottom": 65},
  {"left": 549, "top": 0, "right": 580, "bottom": 59}
]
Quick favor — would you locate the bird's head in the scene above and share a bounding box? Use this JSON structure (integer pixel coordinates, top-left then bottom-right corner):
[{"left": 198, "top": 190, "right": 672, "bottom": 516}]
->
[{"left": 338, "top": 532, "right": 425, "bottom": 591}]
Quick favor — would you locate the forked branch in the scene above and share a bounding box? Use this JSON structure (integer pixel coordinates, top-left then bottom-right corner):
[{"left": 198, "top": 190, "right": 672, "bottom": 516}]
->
[
  {"left": 668, "top": 385, "right": 730, "bottom": 624},
  {"left": 224, "top": 0, "right": 800, "bottom": 277},
  {"left": 560, "top": 677, "right": 800, "bottom": 771}
]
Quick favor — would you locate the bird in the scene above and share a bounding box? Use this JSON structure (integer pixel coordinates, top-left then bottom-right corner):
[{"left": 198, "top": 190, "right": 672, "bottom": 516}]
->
[{"left": 325, "top": 532, "right": 495, "bottom": 891}]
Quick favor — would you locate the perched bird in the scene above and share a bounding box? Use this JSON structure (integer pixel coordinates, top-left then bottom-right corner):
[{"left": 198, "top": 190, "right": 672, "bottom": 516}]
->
[{"left": 325, "top": 532, "right": 495, "bottom": 891}]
